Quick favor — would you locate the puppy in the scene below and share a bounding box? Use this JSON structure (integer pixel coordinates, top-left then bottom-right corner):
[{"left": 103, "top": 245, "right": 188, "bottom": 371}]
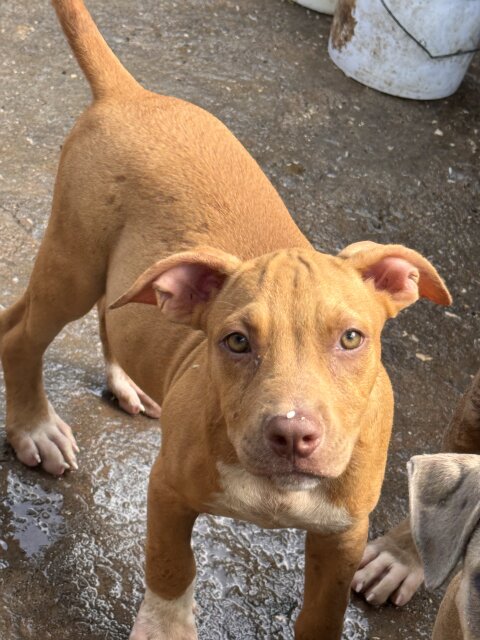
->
[
  {"left": 0, "top": 1, "right": 451, "bottom": 638},
  {"left": 409, "top": 453, "right": 480, "bottom": 640}
]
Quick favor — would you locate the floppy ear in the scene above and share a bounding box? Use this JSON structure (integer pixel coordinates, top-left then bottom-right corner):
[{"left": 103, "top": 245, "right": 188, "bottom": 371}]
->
[
  {"left": 339, "top": 241, "right": 451, "bottom": 316},
  {"left": 408, "top": 453, "right": 480, "bottom": 590},
  {"left": 110, "top": 247, "right": 241, "bottom": 325}
]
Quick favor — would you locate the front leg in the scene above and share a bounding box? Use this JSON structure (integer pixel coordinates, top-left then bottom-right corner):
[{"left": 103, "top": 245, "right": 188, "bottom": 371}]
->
[
  {"left": 295, "top": 518, "right": 369, "bottom": 640},
  {"left": 130, "top": 458, "right": 198, "bottom": 640}
]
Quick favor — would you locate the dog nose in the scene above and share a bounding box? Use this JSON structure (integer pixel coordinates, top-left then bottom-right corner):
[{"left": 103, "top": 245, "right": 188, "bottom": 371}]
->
[{"left": 265, "top": 414, "right": 321, "bottom": 459}]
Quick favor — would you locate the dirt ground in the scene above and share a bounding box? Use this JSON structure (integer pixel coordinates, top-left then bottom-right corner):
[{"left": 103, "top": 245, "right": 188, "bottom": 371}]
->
[{"left": 0, "top": 1, "right": 479, "bottom": 638}]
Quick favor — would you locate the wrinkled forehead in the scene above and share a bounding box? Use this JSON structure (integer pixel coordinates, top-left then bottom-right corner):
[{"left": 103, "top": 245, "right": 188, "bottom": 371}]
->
[{"left": 216, "top": 249, "right": 380, "bottom": 330}]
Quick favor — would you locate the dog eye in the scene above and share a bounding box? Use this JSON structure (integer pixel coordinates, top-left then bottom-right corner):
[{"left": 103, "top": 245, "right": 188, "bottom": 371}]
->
[
  {"left": 224, "top": 332, "right": 251, "bottom": 354},
  {"left": 340, "top": 329, "right": 363, "bottom": 350}
]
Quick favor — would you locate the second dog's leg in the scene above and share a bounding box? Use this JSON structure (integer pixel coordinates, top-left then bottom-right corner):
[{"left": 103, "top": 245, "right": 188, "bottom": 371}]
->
[
  {"left": 442, "top": 368, "right": 480, "bottom": 453},
  {"left": 1, "top": 227, "right": 106, "bottom": 475},
  {"left": 130, "top": 458, "right": 198, "bottom": 640},
  {"left": 295, "top": 519, "right": 369, "bottom": 640}
]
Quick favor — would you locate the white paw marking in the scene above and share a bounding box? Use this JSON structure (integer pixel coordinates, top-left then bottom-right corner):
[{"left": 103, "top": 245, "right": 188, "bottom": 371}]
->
[
  {"left": 130, "top": 585, "right": 197, "bottom": 640},
  {"left": 9, "top": 404, "right": 79, "bottom": 476},
  {"left": 106, "top": 362, "right": 161, "bottom": 418}
]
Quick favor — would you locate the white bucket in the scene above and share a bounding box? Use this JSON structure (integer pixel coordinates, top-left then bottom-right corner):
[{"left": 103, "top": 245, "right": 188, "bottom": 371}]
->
[
  {"left": 294, "top": 0, "right": 337, "bottom": 15},
  {"left": 328, "top": 0, "right": 480, "bottom": 100}
]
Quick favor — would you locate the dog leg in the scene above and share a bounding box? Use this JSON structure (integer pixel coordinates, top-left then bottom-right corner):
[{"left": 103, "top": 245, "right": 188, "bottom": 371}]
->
[
  {"left": 97, "top": 298, "right": 161, "bottom": 419},
  {"left": 131, "top": 458, "right": 198, "bottom": 640},
  {"left": 1, "top": 220, "right": 106, "bottom": 475},
  {"left": 442, "top": 368, "right": 480, "bottom": 454},
  {"left": 431, "top": 573, "right": 463, "bottom": 640},
  {"left": 295, "top": 518, "right": 369, "bottom": 640}
]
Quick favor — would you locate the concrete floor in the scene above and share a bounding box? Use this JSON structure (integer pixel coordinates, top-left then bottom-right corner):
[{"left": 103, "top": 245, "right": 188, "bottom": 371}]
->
[{"left": 0, "top": 1, "right": 479, "bottom": 638}]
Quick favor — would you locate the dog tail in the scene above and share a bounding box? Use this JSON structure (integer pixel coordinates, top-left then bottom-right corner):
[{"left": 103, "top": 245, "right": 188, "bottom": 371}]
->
[{"left": 52, "top": 0, "right": 142, "bottom": 100}]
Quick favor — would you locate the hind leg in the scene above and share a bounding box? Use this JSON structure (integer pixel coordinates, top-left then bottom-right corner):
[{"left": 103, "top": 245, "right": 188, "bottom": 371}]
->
[
  {"left": 1, "top": 228, "right": 106, "bottom": 475},
  {"left": 97, "top": 297, "right": 161, "bottom": 419}
]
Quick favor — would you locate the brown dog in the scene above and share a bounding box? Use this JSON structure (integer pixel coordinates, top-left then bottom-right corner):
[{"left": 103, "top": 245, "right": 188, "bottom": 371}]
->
[
  {"left": 409, "top": 453, "right": 480, "bottom": 640},
  {"left": 0, "top": 1, "right": 452, "bottom": 638}
]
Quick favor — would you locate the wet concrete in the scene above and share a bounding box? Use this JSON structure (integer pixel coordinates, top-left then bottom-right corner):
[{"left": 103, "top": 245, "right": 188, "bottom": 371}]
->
[{"left": 0, "top": 1, "right": 479, "bottom": 638}]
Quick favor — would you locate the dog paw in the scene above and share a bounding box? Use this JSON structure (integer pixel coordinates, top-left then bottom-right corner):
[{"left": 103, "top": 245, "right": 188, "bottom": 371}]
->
[
  {"left": 351, "top": 522, "right": 424, "bottom": 606},
  {"left": 130, "top": 587, "right": 198, "bottom": 640},
  {"left": 106, "top": 362, "right": 161, "bottom": 418},
  {"left": 7, "top": 404, "right": 79, "bottom": 476},
  {"left": 129, "top": 621, "right": 197, "bottom": 640}
]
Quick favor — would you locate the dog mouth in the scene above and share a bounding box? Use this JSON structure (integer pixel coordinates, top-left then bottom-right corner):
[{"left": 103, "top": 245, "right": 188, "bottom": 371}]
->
[
  {"left": 239, "top": 445, "right": 338, "bottom": 480},
  {"left": 267, "top": 471, "right": 324, "bottom": 491},
  {"left": 240, "top": 457, "right": 327, "bottom": 490}
]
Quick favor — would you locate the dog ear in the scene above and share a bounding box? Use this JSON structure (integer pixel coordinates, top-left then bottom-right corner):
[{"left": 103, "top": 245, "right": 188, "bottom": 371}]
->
[
  {"left": 110, "top": 247, "right": 242, "bottom": 325},
  {"left": 338, "top": 241, "right": 451, "bottom": 316},
  {"left": 408, "top": 453, "right": 480, "bottom": 590}
]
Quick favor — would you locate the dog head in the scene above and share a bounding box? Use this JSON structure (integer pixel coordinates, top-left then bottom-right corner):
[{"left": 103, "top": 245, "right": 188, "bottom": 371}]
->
[
  {"left": 112, "top": 242, "right": 450, "bottom": 489},
  {"left": 408, "top": 453, "right": 480, "bottom": 639}
]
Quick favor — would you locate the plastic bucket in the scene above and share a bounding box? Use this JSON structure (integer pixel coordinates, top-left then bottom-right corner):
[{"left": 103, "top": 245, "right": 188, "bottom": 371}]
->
[
  {"left": 294, "top": 0, "right": 337, "bottom": 15},
  {"left": 328, "top": 0, "right": 480, "bottom": 99}
]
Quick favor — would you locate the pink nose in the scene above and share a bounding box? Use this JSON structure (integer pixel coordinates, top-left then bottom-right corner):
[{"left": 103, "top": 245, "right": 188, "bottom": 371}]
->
[{"left": 265, "top": 414, "right": 321, "bottom": 460}]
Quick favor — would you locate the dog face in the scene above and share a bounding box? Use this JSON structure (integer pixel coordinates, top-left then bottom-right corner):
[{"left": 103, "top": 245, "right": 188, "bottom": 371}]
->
[
  {"left": 205, "top": 249, "right": 385, "bottom": 484},
  {"left": 113, "top": 242, "right": 450, "bottom": 488}
]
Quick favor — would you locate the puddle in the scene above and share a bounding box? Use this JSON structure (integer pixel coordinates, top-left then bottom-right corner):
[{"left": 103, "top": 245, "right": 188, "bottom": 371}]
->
[
  {"left": 3, "top": 470, "right": 65, "bottom": 557},
  {"left": 343, "top": 602, "right": 369, "bottom": 639},
  {"left": 194, "top": 514, "right": 369, "bottom": 639}
]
